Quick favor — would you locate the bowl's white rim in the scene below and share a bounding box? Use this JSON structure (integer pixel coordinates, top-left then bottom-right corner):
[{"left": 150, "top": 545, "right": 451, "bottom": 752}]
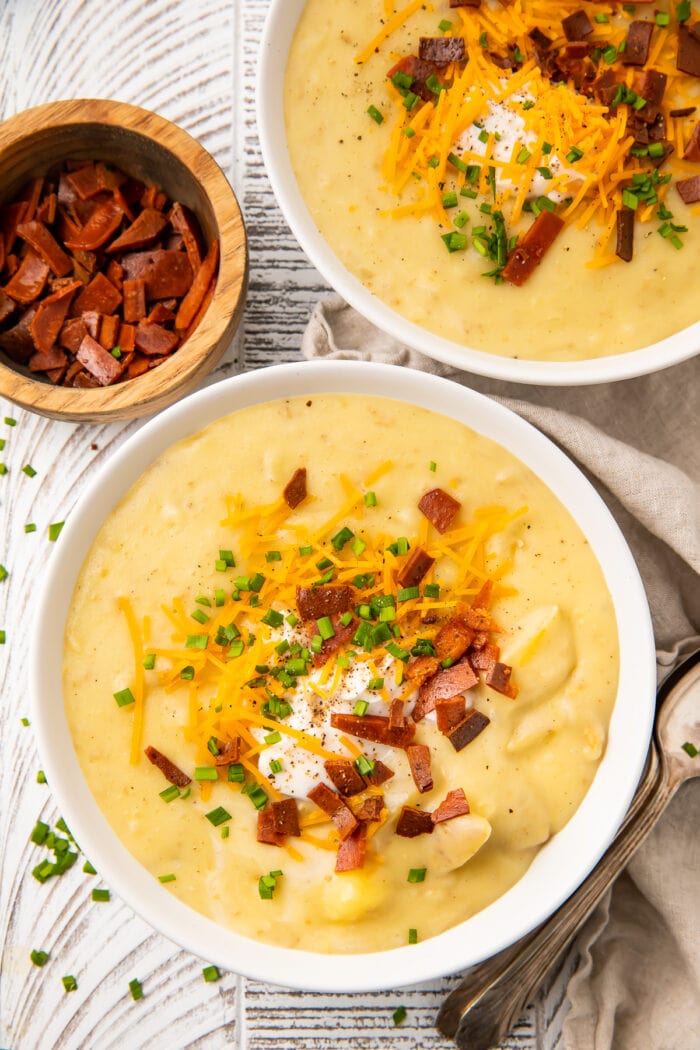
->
[
  {"left": 31, "top": 360, "right": 656, "bottom": 992},
  {"left": 256, "top": 0, "right": 700, "bottom": 387}
]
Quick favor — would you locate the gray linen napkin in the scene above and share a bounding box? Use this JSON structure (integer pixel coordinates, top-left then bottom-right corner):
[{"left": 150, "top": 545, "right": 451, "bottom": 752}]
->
[{"left": 303, "top": 295, "right": 700, "bottom": 1050}]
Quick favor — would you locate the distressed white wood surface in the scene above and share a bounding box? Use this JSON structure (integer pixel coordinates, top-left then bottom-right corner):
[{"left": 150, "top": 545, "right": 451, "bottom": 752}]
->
[{"left": 0, "top": 2, "right": 572, "bottom": 1047}]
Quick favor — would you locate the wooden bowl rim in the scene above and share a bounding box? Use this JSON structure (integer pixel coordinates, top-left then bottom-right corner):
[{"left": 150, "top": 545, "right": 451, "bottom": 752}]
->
[{"left": 0, "top": 98, "right": 247, "bottom": 421}]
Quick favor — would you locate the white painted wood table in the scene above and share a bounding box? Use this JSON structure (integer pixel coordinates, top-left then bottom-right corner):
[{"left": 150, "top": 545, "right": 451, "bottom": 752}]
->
[{"left": 0, "top": 3, "right": 573, "bottom": 1047}]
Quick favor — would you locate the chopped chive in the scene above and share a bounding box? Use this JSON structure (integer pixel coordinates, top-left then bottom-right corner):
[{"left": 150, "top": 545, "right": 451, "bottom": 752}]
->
[
  {"left": 622, "top": 189, "right": 639, "bottom": 210},
  {"left": 453, "top": 211, "right": 469, "bottom": 229},
  {"left": 242, "top": 783, "right": 268, "bottom": 810},
  {"left": 516, "top": 147, "right": 531, "bottom": 164},
  {"left": 62, "top": 975, "right": 78, "bottom": 993},
  {"left": 367, "top": 105, "right": 384, "bottom": 124},
  {"left": 438, "top": 18, "right": 452, "bottom": 30},
  {"left": 479, "top": 30, "right": 488, "bottom": 47},
  {"left": 194, "top": 766, "right": 218, "bottom": 781},
  {"left": 317, "top": 615, "right": 335, "bottom": 640},
  {"left": 261, "top": 608, "right": 284, "bottom": 628},
  {"left": 159, "top": 785, "right": 180, "bottom": 803},
  {"left": 36, "top": 770, "right": 46, "bottom": 784},
  {"left": 676, "top": 0, "right": 690, "bottom": 20},
  {"left": 30, "top": 820, "right": 49, "bottom": 845},
  {"left": 404, "top": 126, "right": 416, "bottom": 138},
  {"left": 185, "top": 634, "right": 208, "bottom": 650},
  {"left": 265, "top": 550, "right": 282, "bottom": 563},
  {"left": 408, "top": 867, "right": 427, "bottom": 883},
  {"left": 594, "top": 12, "right": 609, "bottom": 21},
  {"left": 316, "top": 557, "right": 333, "bottom": 571},
  {"left": 214, "top": 588, "right": 226, "bottom": 608},
  {"left": 397, "top": 586, "right": 420, "bottom": 603},
  {"left": 159, "top": 872, "right": 176, "bottom": 883},
  {"left": 249, "top": 573, "right": 265, "bottom": 592},
  {"left": 522, "top": 99, "right": 535, "bottom": 110},
  {"left": 386, "top": 641, "right": 409, "bottom": 662},
  {"left": 114, "top": 687, "right": 135, "bottom": 708},
  {"left": 299, "top": 544, "right": 313, "bottom": 556},
  {"left": 48, "top": 521, "right": 64, "bottom": 541},
  {"left": 441, "top": 231, "right": 467, "bottom": 253},
  {"left": 648, "top": 142, "right": 665, "bottom": 158},
  {"left": 202, "top": 965, "right": 220, "bottom": 982},
  {"left": 31, "top": 949, "right": 50, "bottom": 967},
  {"left": 442, "top": 191, "right": 458, "bottom": 209},
  {"left": 478, "top": 129, "right": 489, "bottom": 144},
  {"left": 205, "top": 806, "right": 232, "bottom": 826},
  {"left": 351, "top": 535, "right": 367, "bottom": 557},
  {"left": 264, "top": 730, "right": 282, "bottom": 745},
  {"left": 427, "top": 155, "right": 439, "bottom": 168},
  {"left": 367, "top": 677, "right": 384, "bottom": 690},
  {"left": 269, "top": 758, "right": 283, "bottom": 774},
  {"left": 4, "top": 416, "right": 17, "bottom": 426},
  {"left": 354, "top": 755, "right": 375, "bottom": 777},
  {"left": 219, "top": 549, "right": 235, "bottom": 567},
  {"left": 364, "top": 491, "right": 377, "bottom": 507},
  {"left": 0, "top": 464, "right": 7, "bottom": 475},
  {"left": 92, "top": 888, "right": 110, "bottom": 902},
  {"left": 332, "top": 525, "right": 355, "bottom": 551},
  {"left": 142, "top": 653, "right": 156, "bottom": 670},
  {"left": 221, "top": 825, "right": 230, "bottom": 839},
  {"left": 311, "top": 634, "right": 324, "bottom": 654},
  {"left": 566, "top": 145, "right": 584, "bottom": 163},
  {"left": 602, "top": 44, "right": 617, "bottom": 64},
  {"left": 536, "top": 166, "right": 553, "bottom": 179},
  {"left": 83, "top": 860, "right": 97, "bottom": 874},
  {"left": 180, "top": 665, "right": 195, "bottom": 679},
  {"left": 228, "top": 763, "right": 245, "bottom": 783},
  {"left": 215, "top": 559, "right": 227, "bottom": 572},
  {"left": 285, "top": 613, "right": 299, "bottom": 628},
  {"left": 353, "top": 699, "right": 369, "bottom": 717},
  {"left": 681, "top": 741, "right": 698, "bottom": 757},
  {"left": 21, "top": 716, "right": 29, "bottom": 726},
  {"left": 207, "top": 736, "right": 221, "bottom": 756},
  {"left": 129, "top": 977, "right": 144, "bottom": 1001},
  {"left": 190, "top": 608, "right": 209, "bottom": 625},
  {"left": 339, "top": 611, "right": 353, "bottom": 628},
  {"left": 655, "top": 11, "right": 670, "bottom": 24},
  {"left": 33, "top": 860, "right": 55, "bottom": 883},
  {"left": 22, "top": 464, "right": 37, "bottom": 477},
  {"left": 0, "top": 439, "right": 4, "bottom": 450},
  {"left": 0, "top": 630, "right": 6, "bottom": 644},
  {"left": 393, "top": 1006, "right": 407, "bottom": 1026},
  {"left": 423, "top": 583, "right": 440, "bottom": 598},
  {"left": 408, "top": 928, "right": 418, "bottom": 944}
]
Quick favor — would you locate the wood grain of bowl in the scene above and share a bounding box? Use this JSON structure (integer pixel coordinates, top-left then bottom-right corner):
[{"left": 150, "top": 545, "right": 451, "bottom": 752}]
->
[{"left": 0, "top": 98, "right": 247, "bottom": 422}]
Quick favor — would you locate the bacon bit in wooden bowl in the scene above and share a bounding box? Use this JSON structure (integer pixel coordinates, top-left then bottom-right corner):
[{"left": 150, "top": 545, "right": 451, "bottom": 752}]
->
[{"left": 0, "top": 100, "right": 247, "bottom": 422}]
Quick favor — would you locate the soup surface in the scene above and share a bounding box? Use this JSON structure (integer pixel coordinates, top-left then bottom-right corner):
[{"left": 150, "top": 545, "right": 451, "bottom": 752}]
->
[
  {"left": 64, "top": 394, "right": 619, "bottom": 951},
  {"left": 285, "top": 0, "right": 700, "bottom": 361}
]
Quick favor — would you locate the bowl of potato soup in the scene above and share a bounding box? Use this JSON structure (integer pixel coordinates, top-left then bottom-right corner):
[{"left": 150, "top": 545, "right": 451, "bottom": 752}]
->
[
  {"left": 258, "top": 0, "right": 700, "bottom": 385},
  {"left": 31, "top": 360, "right": 655, "bottom": 990}
]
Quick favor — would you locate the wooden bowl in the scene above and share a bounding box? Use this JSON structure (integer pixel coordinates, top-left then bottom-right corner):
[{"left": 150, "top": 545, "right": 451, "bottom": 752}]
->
[{"left": 0, "top": 99, "right": 247, "bottom": 422}]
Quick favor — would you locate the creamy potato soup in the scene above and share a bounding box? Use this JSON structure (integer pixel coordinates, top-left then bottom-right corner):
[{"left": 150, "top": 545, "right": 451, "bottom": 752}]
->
[
  {"left": 285, "top": 1, "right": 700, "bottom": 362},
  {"left": 64, "top": 395, "right": 618, "bottom": 952}
]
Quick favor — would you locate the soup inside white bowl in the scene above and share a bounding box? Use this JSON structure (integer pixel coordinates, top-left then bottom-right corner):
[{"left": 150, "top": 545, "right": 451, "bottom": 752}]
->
[{"left": 32, "top": 362, "right": 655, "bottom": 990}]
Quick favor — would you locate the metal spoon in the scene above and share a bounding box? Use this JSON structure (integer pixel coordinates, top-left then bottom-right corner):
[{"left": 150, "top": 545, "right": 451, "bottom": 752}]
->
[{"left": 437, "top": 651, "right": 700, "bottom": 1049}]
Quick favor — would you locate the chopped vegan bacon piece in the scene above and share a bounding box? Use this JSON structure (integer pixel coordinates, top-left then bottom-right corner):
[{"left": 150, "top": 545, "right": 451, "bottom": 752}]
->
[
  {"left": 468, "top": 641, "right": 500, "bottom": 673},
  {"left": 3, "top": 251, "right": 50, "bottom": 304},
  {"left": 356, "top": 796, "right": 384, "bottom": 822},
  {"left": 435, "top": 694, "right": 468, "bottom": 734},
  {"left": 388, "top": 699, "right": 405, "bottom": 730},
  {"left": 633, "top": 70, "right": 667, "bottom": 122},
  {"left": 431, "top": 788, "right": 470, "bottom": 824},
  {"left": 335, "top": 823, "right": 368, "bottom": 872},
  {"left": 449, "top": 0, "right": 480, "bottom": 6},
  {"left": 485, "top": 661, "right": 518, "bottom": 698},
  {"left": 175, "top": 239, "right": 220, "bottom": 331},
  {"left": 616, "top": 207, "right": 635, "bottom": 262},
  {"left": 683, "top": 123, "right": 700, "bottom": 160},
  {"left": 122, "top": 278, "right": 147, "bottom": 323},
  {"left": 64, "top": 199, "right": 124, "bottom": 251},
  {"left": 257, "top": 809, "right": 283, "bottom": 846},
  {"left": 623, "top": 21, "right": 654, "bottom": 67},
  {"left": 73, "top": 272, "right": 122, "bottom": 316},
  {"left": 396, "top": 806, "right": 434, "bottom": 837},
  {"left": 447, "top": 709, "right": 490, "bottom": 752},
  {"left": 330, "top": 712, "right": 416, "bottom": 749},
  {"left": 296, "top": 584, "right": 353, "bottom": 621},
  {"left": 29, "top": 348, "right": 67, "bottom": 373},
  {"left": 121, "top": 249, "right": 193, "bottom": 299},
  {"left": 144, "top": 745, "right": 191, "bottom": 787},
  {"left": 135, "top": 321, "right": 178, "bottom": 356},
  {"left": 414, "top": 660, "right": 478, "bottom": 721},
  {"left": 502, "top": 210, "right": 564, "bottom": 286},
  {"left": 387, "top": 55, "right": 447, "bottom": 102},
  {"left": 324, "top": 759, "right": 366, "bottom": 797},
  {"left": 396, "top": 546, "right": 435, "bottom": 588},
  {"left": 29, "top": 281, "right": 81, "bottom": 353},
  {"left": 364, "top": 759, "right": 395, "bottom": 787},
  {"left": 76, "top": 333, "right": 124, "bottom": 385},
  {"left": 107, "top": 208, "right": 168, "bottom": 253},
  {"left": 308, "top": 782, "right": 359, "bottom": 840},
  {"left": 676, "top": 174, "right": 700, "bottom": 203},
  {"left": 213, "top": 737, "right": 241, "bottom": 766},
  {"left": 169, "top": 202, "right": 203, "bottom": 272},
  {"left": 562, "top": 10, "right": 593, "bottom": 41},
  {"left": 406, "top": 743, "right": 433, "bottom": 793},
  {"left": 283, "top": 467, "right": 307, "bottom": 509},
  {"left": 677, "top": 23, "right": 700, "bottom": 78},
  {"left": 272, "top": 798, "right": 301, "bottom": 838},
  {"left": 16, "top": 221, "right": 72, "bottom": 276},
  {"left": 434, "top": 615, "right": 475, "bottom": 662},
  {"left": 0, "top": 291, "right": 15, "bottom": 327},
  {"left": 418, "top": 36, "right": 466, "bottom": 64},
  {"left": 405, "top": 654, "right": 441, "bottom": 686},
  {"left": 418, "top": 487, "right": 461, "bottom": 533}
]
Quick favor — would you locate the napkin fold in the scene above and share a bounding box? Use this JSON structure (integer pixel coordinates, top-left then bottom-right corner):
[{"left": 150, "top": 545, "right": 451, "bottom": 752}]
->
[{"left": 303, "top": 295, "right": 700, "bottom": 1050}]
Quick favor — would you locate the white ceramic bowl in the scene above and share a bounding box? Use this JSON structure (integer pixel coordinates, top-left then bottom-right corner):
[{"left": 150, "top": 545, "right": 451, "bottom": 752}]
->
[
  {"left": 257, "top": 0, "right": 700, "bottom": 386},
  {"left": 31, "top": 361, "right": 656, "bottom": 991}
]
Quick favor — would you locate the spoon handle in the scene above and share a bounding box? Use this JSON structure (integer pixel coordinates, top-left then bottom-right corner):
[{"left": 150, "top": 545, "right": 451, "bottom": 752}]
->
[{"left": 437, "top": 744, "right": 668, "bottom": 1048}]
